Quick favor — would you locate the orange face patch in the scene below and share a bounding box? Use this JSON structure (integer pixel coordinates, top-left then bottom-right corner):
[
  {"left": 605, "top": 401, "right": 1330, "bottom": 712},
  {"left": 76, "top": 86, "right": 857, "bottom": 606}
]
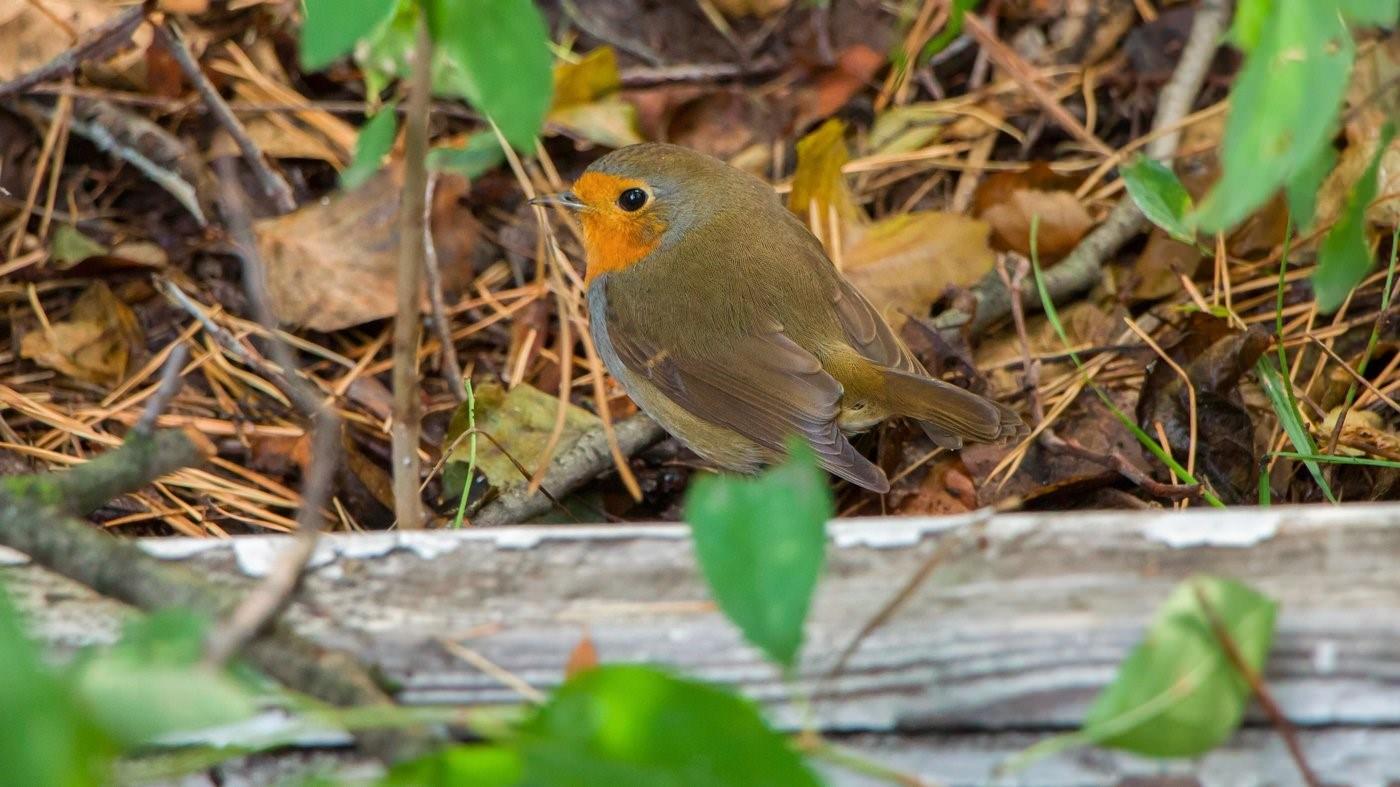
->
[{"left": 572, "top": 172, "right": 667, "bottom": 283}]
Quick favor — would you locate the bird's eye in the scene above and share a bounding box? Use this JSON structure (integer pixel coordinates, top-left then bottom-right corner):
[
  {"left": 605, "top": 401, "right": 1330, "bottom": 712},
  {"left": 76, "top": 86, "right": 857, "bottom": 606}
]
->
[{"left": 617, "top": 188, "right": 648, "bottom": 212}]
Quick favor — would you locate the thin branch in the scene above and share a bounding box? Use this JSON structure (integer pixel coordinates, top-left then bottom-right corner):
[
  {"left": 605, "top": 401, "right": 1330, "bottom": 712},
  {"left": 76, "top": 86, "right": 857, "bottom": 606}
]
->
[
  {"left": 201, "top": 157, "right": 341, "bottom": 667},
  {"left": 934, "top": 0, "right": 1230, "bottom": 334},
  {"left": 1041, "top": 430, "right": 1203, "bottom": 502},
  {"left": 154, "top": 20, "right": 296, "bottom": 214},
  {"left": 133, "top": 343, "right": 190, "bottom": 437},
  {"left": 390, "top": 20, "right": 433, "bottom": 529},
  {"left": 472, "top": 413, "right": 666, "bottom": 526},
  {"left": 0, "top": 3, "right": 149, "bottom": 99},
  {"left": 1193, "top": 584, "right": 1321, "bottom": 787},
  {"left": 422, "top": 172, "right": 466, "bottom": 403}
]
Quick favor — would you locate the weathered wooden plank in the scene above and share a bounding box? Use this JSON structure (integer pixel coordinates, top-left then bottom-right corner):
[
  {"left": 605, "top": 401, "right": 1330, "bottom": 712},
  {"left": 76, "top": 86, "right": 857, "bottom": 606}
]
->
[{"left": 6, "top": 504, "right": 1400, "bottom": 784}]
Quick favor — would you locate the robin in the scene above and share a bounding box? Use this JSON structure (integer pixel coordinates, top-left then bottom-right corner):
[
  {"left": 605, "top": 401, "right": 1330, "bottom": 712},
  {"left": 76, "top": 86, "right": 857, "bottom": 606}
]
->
[{"left": 535, "top": 143, "right": 1024, "bottom": 493}]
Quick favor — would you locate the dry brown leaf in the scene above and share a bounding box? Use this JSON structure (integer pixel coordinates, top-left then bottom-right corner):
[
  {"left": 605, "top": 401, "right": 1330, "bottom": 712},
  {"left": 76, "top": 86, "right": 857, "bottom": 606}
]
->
[
  {"left": 0, "top": 0, "right": 115, "bottom": 79},
  {"left": 564, "top": 629, "right": 599, "bottom": 679},
  {"left": 256, "top": 165, "right": 475, "bottom": 331},
  {"left": 974, "top": 164, "right": 1093, "bottom": 262},
  {"left": 792, "top": 45, "right": 885, "bottom": 131},
  {"left": 19, "top": 281, "right": 143, "bottom": 386},
  {"left": 1130, "top": 229, "right": 1203, "bottom": 302},
  {"left": 842, "top": 212, "right": 996, "bottom": 330},
  {"left": 444, "top": 381, "right": 601, "bottom": 490},
  {"left": 976, "top": 300, "right": 1121, "bottom": 395},
  {"left": 708, "top": 0, "right": 791, "bottom": 17}
]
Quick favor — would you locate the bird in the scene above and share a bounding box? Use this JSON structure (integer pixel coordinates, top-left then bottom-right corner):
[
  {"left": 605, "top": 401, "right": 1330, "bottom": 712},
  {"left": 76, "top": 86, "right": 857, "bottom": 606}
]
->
[{"left": 533, "top": 143, "right": 1024, "bottom": 493}]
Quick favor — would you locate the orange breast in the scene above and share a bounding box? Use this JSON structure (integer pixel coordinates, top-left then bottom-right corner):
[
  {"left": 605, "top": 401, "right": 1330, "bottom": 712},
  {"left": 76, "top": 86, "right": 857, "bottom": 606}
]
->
[{"left": 573, "top": 172, "right": 667, "bottom": 282}]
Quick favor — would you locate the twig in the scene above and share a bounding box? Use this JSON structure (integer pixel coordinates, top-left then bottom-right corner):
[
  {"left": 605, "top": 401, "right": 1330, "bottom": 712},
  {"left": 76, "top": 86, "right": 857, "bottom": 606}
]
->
[
  {"left": 961, "top": 13, "right": 1112, "bottom": 157},
  {"left": 133, "top": 344, "right": 191, "bottom": 436},
  {"left": 201, "top": 157, "right": 341, "bottom": 666},
  {"left": 1041, "top": 430, "right": 1202, "bottom": 502},
  {"left": 422, "top": 172, "right": 466, "bottom": 403},
  {"left": 618, "top": 59, "right": 784, "bottom": 87},
  {"left": 154, "top": 20, "right": 296, "bottom": 214},
  {"left": 934, "top": 0, "right": 1230, "bottom": 333},
  {"left": 0, "top": 3, "right": 149, "bottom": 99},
  {"left": 390, "top": 20, "right": 434, "bottom": 530},
  {"left": 472, "top": 414, "right": 666, "bottom": 526},
  {"left": 995, "top": 254, "right": 1042, "bottom": 423},
  {"left": 1192, "top": 584, "right": 1321, "bottom": 787}
]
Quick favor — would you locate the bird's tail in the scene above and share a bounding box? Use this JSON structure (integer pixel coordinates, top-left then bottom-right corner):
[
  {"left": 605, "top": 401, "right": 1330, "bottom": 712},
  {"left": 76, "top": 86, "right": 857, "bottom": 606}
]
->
[{"left": 881, "top": 367, "right": 1027, "bottom": 450}]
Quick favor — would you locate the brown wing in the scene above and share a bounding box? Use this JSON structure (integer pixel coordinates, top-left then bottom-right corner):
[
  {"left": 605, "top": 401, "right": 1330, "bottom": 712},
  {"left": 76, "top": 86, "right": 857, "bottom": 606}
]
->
[{"left": 604, "top": 307, "right": 888, "bottom": 492}]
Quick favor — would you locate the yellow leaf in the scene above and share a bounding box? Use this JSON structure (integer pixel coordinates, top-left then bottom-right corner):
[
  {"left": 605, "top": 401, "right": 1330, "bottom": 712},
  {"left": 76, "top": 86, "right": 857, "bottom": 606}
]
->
[
  {"left": 19, "top": 282, "right": 143, "bottom": 386},
  {"left": 788, "top": 119, "right": 863, "bottom": 228},
  {"left": 553, "top": 47, "right": 622, "bottom": 108},
  {"left": 549, "top": 97, "right": 644, "bottom": 148}
]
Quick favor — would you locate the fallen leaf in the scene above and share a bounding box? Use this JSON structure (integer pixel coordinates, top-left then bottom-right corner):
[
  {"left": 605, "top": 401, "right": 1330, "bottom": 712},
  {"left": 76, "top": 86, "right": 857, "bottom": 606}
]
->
[
  {"left": 842, "top": 212, "right": 996, "bottom": 330},
  {"left": 51, "top": 224, "right": 109, "bottom": 267},
  {"left": 443, "top": 381, "right": 601, "bottom": 490},
  {"left": 20, "top": 281, "right": 143, "bottom": 386},
  {"left": 976, "top": 300, "right": 1122, "bottom": 395},
  {"left": 0, "top": 0, "right": 113, "bottom": 81},
  {"left": 973, "top": 164, "right": 1093, "bottom": 262},
  {"left": 249, "top": 434, "right": 311, "bottom": 477},
  {"left": 788, "top": 118, "right": 862, "bottom": 226},
  {"left": 791, "top": 45, "right": 885, "bottom": 131},
  {"left": 552, "top": 47, "right": 622, "bottom": 107},
  {"left": 548, "top": 47, "right": 644, "bottom": 148},
  {"left": 708, "top": 0, "right": 792, "bottom": 17},
  {"left": 667, "top": 89, "right": 770, "bottom": 162},
  {"left": 1129, "top": 230, "right": 1203, "bottom": 302},
  {"left": 255, "top": 164, "right": 476, "bottom": 331},
  {"left": 1135, "top": 314, "right": 1271, "bottom": 504}
]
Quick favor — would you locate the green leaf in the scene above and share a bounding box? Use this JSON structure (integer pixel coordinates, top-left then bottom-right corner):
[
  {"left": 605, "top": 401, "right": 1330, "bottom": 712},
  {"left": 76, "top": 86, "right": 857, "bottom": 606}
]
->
[
  {"left": 300, "top": 0, "right": 398, "bottom": 71},
  {"left": 517, "top": 665, "right": 820, "bottom": 787},
  {"left": 0, "top": 583, "right": 114, "bottom": 786},
  {"left": 1227, "top": 0, "right": 1273, "bottom": 52},
  {"left": 384, "top": 745, "right": 524, "bottom": 786},
  {"left": 682, "top": 440, "right": 832, "bottom": 669},
  {"left": 342, "top": 103, "right": 399, "bottom": 190},
  {"left": 1255, "top": 356, "right": 1337, "bottom": 502},
  {"left": 1283, "top": 142, "right": 1337, "bottom": 231},
  {"left": 1196, "top": 0, "right": 1354, "bottom": 233},
  {"left": 428, "top": 134, "right": 506, "bottom": 179},
  {"left": 427, "top": 0, "right": 553, "bottom": 152},
  {"left": 1312, "top": 124, "right": 1396, "bottom": 313},
  {"left": 51, "top": 224, "right": 109, "bottom": 266},
  {"left": 1121, "top": 157, "right": 1195, "bottom": 242},
  {"left": 72, "top": 610, "right": 258, "bottom": 746},
  {"left": 1082, "top": 577, "right": 1276, "bottom": 757},
  {"left": 1339, "top": 0, "right": 1399, "bottom": 26}
]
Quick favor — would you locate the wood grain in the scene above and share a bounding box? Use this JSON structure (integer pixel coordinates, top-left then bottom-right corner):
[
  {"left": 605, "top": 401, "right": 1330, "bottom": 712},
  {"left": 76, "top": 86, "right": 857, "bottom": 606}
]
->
[{"left": 6, "top": 503, "right": 1400, "bottom": 784}]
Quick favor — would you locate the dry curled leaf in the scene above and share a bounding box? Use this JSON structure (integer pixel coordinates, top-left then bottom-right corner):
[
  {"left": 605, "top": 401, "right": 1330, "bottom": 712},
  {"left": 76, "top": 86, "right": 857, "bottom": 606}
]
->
[
  {"left": 255, "top": 165, "right": 475, "bottom": 331},
  {"left": 19, "top": 281, "right": 143, "bottom": 386},
  {"left": 0, "top": 0, "right": 113, "bottom": 80},
  {"left": 973, "top": 163, "right": 1093, "bottom": 262}
]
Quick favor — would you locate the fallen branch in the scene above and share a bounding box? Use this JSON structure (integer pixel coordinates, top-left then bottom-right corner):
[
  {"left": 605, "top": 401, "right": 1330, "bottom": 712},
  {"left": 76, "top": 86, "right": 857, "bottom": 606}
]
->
[
  {"left": 934, "top": 0, "right": 1230, "bottom": 334},
  {"left": 0, "top": 433, "right": 436, "bottom": 763},
  {"left": 155, "top": 20, "right": 296, "bottom": 214},
  {"left": 472, "top": 414, "right": 666, "bottom": 526},
  {"left": 0, "top": 2, "right": 149, "bottom": 100}
]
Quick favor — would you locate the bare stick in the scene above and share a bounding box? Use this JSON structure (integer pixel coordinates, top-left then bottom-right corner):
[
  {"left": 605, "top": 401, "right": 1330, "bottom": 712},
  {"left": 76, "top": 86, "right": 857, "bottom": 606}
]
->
[
  {"left": 202, "top": 157, "right": 341, "bottom": 667},
  {"left": 154, "top": 20, "right": 296, "bottom": 214},
  {"left": 133, "top": 343, "right": 190, "bottom": 436},
  {"left": 422, "top": 172, "right": 466, "bottom": 403},
  {"left": 390, "top": 20, "right": 433, "bottom": 529},
  {"left": 472, "top": 413, "right": 665, "bottom": 526},
  {"left": 0, "top": 3, "right": 148, "bottom": 99},
  {"left": 1193, "top": 584, "right": 1321, "bottom": 787},
  {"left": 934, "top": 0, "right": 1230, "bottom": 333},
  {"left": 1041, "top": 430, "right": 1202, "bottom": 502}
]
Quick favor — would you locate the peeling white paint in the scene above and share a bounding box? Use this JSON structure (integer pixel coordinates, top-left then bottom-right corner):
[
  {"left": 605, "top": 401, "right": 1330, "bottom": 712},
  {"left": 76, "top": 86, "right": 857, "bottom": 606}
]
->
[
  {"left": 139, "top": 539, "right": 225, "bottom": 560},
  {"left": 233, "top": 537, "right": 338, "bottom": 577},
  {"left": 1141, "top": 513, "right": 1279, "bottom": 548},
  {"left": 1314, "top": 640, "right": 1338, "bottom": 674}
]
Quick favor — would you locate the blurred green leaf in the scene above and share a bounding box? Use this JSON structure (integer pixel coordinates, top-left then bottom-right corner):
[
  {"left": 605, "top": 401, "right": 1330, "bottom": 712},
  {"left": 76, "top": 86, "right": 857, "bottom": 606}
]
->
[
  {"left": 384, "top": 745, "right": 523, "bottom": 786},
  {"left": 343, "top": 104, "right": 399, "bottom": 190},
  {"left": 427, "top": 0, "right": 553, "bottom": 152},
  {"left": 1283, "top": 142, "right": 1337, "bottom": 231},
  {"left": 1227, "top": 0, "right": 1273, "bottom": 51},
  {"left": 428, "top": 134, "right": 505, "bottom": 179},
  {"left": 1121, "top": 157, "right": 1195, "bottom": 242},
  {"left": 357, "top": 0, "right": 418, "bottom": 99},
  {"left": 1339, "top": 0, "right": 1399, "bottom": 25},
  {"left": 0, "top": 584, "right": 114, "bottom": 786},
  {"left": 1197, "top": 0, "right": 1354, "bottom": 233},
  {"left": 518, "top": 665, "right": 820, "bottom": 787},
  {"left": 72, "top": 610, "right": 259, "bottom": 747},
  {"left": 683, "top": 439, "right": 831, "bottom": 669},
  {"left": 300, "top": 0, "right": 398, "bottom": 70},
  {"left": 1313, "top": 124, "right": 1395, "bottom": 313},
  {"left": 921, "top": 0, "right": 978, "bottom": 60},
  {"left": 1082, "top": 577, "right": 1276, "bottom": 756}
]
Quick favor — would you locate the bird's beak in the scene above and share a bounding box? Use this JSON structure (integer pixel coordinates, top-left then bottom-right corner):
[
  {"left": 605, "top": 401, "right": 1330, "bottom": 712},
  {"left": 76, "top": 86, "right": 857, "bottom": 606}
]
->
[{"left": 530, "top": 191, "right": 584, "bottom": 210}]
